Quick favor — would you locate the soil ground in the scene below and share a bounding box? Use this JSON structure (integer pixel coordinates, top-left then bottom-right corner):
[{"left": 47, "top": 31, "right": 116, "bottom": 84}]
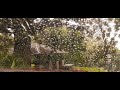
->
[{"left": 0, "top": 68, "right": 85, "bottom": 72}]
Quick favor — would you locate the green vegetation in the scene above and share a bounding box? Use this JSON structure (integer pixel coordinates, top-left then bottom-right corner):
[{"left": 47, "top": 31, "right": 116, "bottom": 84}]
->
[
  {"left": 72, "top": 66, "right": 107, "bottom": 72},
  {"left": 0, "top": 18, "right": 120, "bottom": 72}
]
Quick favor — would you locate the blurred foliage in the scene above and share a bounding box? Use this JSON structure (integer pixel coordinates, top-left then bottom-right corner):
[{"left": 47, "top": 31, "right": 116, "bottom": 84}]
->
[
  {"left": 72, "top": 66, "right": 107, "bottom": 72},
  {"left": 0, "top": 54, "right": 31, "bottom": 69},
  {"left": 0, "top": 18, "right": 120, "bottom": 72}
]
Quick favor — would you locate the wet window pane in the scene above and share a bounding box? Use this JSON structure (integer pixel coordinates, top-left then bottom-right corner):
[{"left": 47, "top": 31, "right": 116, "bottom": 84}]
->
[{"left": 0, "top": 18, "right": 119, "bottom": 72}]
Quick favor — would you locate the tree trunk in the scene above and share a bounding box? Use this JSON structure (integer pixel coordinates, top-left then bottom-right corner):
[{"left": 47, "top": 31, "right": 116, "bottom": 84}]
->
[
  {"left": 13, "top": 30, "right": 31, "bottom": 67},
  {"left": 103, "top": 39, "right": 109, "bottom": 69}
]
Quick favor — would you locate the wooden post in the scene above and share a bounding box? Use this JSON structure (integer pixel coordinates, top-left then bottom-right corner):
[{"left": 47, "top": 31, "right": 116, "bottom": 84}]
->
[
  {"left": 61, "top": 60, "right": 64, "bottom": 66},
  {"left": 59, "top": 60, "right": 64, "bottom": 69},
  {"left": 56, "top": 61, "right": 59, "bottom": 70},
  {"left": 49, "top": 60, "right": 53, "bottom": 70}
]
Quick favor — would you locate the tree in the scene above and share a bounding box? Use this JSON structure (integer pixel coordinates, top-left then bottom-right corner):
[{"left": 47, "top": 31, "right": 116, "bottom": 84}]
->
[
  {"left": 1, "top": 18, "right": 119, "bottom": 71},
  {"left": 0, "top": 18, "right": 37, "bottom": 66},
  {"left": 0, "top": 18, "right": 66, "bottom": 67}
]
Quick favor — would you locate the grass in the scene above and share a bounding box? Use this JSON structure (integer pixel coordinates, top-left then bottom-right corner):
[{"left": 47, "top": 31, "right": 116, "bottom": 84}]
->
[
  {"left": 0, "top": 53, "right": 108, "bottom": 72},
  {"left": 72, "top": 66, "right": 107, "bottom": 72}
]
